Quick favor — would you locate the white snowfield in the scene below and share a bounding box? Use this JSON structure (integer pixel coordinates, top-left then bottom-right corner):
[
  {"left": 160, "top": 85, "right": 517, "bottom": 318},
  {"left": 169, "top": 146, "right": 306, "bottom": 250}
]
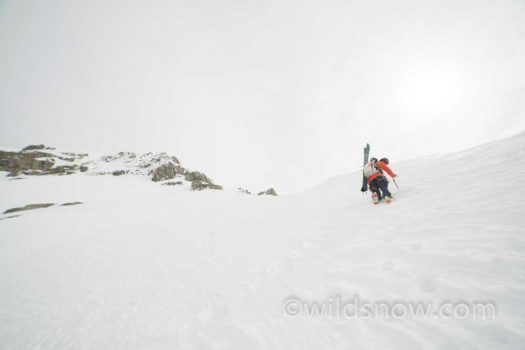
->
[{"left": 1, "top": 132, "right": 525, "bottom": 349}]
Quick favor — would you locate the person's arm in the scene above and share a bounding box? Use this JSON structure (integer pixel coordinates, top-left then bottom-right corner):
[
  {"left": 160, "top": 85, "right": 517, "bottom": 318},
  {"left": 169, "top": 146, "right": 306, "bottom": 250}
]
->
[{"left": 379, "top": 161, "right": 397, "bottom": 178}]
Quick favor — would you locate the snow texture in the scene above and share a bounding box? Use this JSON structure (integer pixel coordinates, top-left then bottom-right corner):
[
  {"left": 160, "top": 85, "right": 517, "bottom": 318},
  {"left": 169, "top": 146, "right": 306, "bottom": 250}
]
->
[{"left": 1, "top": 132, "right": 525, "bottom": 349}]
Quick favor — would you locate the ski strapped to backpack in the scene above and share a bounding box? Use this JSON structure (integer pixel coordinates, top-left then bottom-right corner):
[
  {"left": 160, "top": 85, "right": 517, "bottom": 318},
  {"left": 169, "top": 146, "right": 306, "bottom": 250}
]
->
[{"left": 360, "top": 143, "right": 370, "bottom": 192}]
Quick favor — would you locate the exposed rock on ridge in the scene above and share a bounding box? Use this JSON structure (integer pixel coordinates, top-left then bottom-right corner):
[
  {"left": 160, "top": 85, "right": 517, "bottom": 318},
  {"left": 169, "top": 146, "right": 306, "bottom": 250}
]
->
[
  {"left": 258, "top": 188, "right": 278, "bottom": 196},
  {"left": 0, "top": 145, "right": 225, "bottom": 192}
]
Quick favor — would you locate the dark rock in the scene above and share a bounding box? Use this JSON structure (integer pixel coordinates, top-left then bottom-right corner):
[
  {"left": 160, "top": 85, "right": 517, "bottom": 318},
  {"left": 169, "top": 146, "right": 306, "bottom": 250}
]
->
[
  {"left": 56, "top": 156, "right": 76, "bottom": 162},
  {"left": 0, "top": 151, "right": 18, "bottom": 174},
  {"left": 49, "top": 165, "right": 78, "bottom": 175},
  {"left": 21, "top": 170, "right": 45, "bottom": 176},
  {"left": 112, "top": 170, "right": 127, "bottom": 176},
  {"left": 185, "top": 171, "right": 212, "bottom": 183},
  {"left": 3, "top": 203, "right": 55, "bottom": 214},
  {"left": 61, "top": 202, "right": 83, "bottom": 206},
  {"left": 238, "top": 188, "right": 252, "bottom": 195},
  {"left": 21, "top": 144, "right": 47, "bottom": 152},
  {"left": 0, "top": 149, "right": 78, "bottom": 176},
  {"left": 1, "top": 153, "right": 54, "bottom": 174},
  {"left": 190, "top": 179, "right": 203, "bottom": 190},
  {"left": 208, "top": 183, "right": 223, "bottom": 190},
  {"left": 0, "top": 215, "right": 21, "bottom": 221},
  {"left": 0, "top": 149, "right": 56, "bottom": 175},
  {"left": 162, "top": 181, "right": 183, "bottom": 186},
  {"left": 191, "top": 180, "right": 223, "bottom": 191},
  {"left": 196, "top": 172, "right": 210, "bottom": 182},
  {"left": 118, "top": 151, "right": 136, "bottom": 158},
  {"left": 152, "top": 162, "right": 177, "bottom": 182},
  {"left": 0, "top": 150, "right": 17, "bottom": 155},
  {"left": 186, "top": 170, "right": 222, "bottom": 191},
  {"left": 80, "top": 165, "right": 88, "bottom": 172},
  {"left": 257, "top": 188, "right": 278, "bottom": 196},
  {"left": 184, "top": 172, "right": 196, "bottom": 181}
]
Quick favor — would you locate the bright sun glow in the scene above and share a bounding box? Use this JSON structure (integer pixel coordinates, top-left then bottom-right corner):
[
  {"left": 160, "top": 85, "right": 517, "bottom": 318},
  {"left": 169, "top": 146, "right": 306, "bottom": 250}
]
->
[{"left": 394, "top": 62, "right": 465, "bottom": 115}]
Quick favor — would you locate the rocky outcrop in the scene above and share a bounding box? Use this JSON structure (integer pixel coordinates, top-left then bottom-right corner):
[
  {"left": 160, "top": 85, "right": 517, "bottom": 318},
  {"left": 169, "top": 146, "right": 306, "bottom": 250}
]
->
[
  {"left": 1, "top": 145, "right": 225, "bottom": 192},
  {"left": 101, "top": 152, "right": 137, "bottom": 162},
  {"left": 21, "top": 144, "right": 53, "bottom": 152},
  {"left": 154, "top": 167, "right": 223, "bottom": 191},
  {"left": 238, "top": 187, "right": 278, "bottom": 196},
  {"left": 238, "top": 188, "right": 252, "bottom": 195},
  {"left": 162, "top": 181, "right": 183, "bottom": 186},
  {"left": 152, "top": 162, "right": 178, "bottom": 182},
  {"left": 185, "top": 171, "right": 211, "bottom": 182},
  {"left": 61, "top": 202, "right": 83, "bottom": 206},
  {"left": 49, "top": 165, "right": 78, "bottom": 175},
  {"left": 0, "top": 146, "right": 82, "bottom": 176},
  {"left": 0, "top": 150, "right": 55, "bottom": 176},
  {"left": 185, "top": 171, "right": 222, "bottom": 191},
  {"left": 0, "top": 215, "right": 20, "bottom": 221},
  {"left": 0, "top": 150, "right": 18, "bottom": 169},
  {"left": 257, "top": 188, "right": 278, "bottom": 196},
  {"left": 3, "top": 202, "right": 83, "bottom": 215},
  {"left": 191, "top": 180, "right": 223, "bottom": 191},
  {"left": 3, "top": 203, "right": 55, "bottom": 214}
]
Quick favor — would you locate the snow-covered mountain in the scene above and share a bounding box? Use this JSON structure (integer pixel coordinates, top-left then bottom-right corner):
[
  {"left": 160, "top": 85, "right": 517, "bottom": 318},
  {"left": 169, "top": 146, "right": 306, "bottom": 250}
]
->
[
  {"left": 1, "top": 132, "right": 524, "bottom": 349},
  {"left": 0, "top": 144, "right": 224, "bottom": 191},
  {"left": 0, "top": 144, "right": 278, "bottom": 195}
]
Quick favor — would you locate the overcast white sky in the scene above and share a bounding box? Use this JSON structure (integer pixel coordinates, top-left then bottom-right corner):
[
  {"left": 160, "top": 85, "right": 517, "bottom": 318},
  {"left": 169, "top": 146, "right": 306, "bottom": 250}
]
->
[{"left": 1, "top": 0, "right": 524, "bottom": 193}]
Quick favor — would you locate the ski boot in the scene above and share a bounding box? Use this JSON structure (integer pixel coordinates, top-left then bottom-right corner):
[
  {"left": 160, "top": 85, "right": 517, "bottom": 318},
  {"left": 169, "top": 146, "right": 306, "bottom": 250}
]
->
[
  {"left": 371, "top": 192, "right": 380, "bottom": 205},
  {"left": 384, "top": 195, "right": 393, "bottom": 204}
]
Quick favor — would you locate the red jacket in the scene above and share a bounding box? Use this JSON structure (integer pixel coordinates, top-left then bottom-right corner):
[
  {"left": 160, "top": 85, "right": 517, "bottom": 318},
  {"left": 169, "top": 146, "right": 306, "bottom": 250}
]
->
[{"left": 367, "top": 161, "right": 397, "bottom": 184}]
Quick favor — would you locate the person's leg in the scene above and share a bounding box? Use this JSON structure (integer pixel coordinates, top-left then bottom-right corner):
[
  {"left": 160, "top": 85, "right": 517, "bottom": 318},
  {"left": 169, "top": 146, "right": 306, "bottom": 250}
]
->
[
  {"left": 378, "top": 177, "right": 391, "bottom": 198},
  {"left": 370, "top": 178, "right": 382, "bottom": 200}
]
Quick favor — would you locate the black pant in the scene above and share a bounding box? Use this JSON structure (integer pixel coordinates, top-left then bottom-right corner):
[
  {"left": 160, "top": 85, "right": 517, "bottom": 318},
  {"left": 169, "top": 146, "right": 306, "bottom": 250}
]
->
[{"left": 370, "top": 176, "right": 391, "bottom": 200}]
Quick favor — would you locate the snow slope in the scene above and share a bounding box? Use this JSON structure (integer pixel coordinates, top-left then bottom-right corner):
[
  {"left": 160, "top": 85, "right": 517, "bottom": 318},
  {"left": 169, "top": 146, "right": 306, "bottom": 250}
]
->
[{"left": 1, "top": 132, "right": 525, "bottom": 349}]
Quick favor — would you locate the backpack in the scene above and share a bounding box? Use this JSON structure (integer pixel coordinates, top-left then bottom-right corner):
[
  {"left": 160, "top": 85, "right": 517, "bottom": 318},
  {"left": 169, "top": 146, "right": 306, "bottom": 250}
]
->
[{"left": 363, "top": 163, "right": 379, "bottom": 178}]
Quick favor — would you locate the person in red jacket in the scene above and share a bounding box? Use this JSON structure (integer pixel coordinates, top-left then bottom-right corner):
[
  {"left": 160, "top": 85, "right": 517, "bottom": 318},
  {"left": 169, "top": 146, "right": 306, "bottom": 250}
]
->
[{"left": 365, "top": 157, "right": 397, "bottom": 203}]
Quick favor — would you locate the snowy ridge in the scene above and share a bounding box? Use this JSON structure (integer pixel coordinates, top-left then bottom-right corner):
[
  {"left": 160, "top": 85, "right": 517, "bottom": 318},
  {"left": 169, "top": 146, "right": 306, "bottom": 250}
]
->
[
  {"left": 83, "top": 151, "right": 180, "bottom": 177},
  {"left": 0, "top": 145, "right": 225, "bottom": 192},
  {"left": 1, "top": 132, "right": 525, "bottom": 349},
  {"left": 0, "top": 145, "right": 182, "bottom": 177}
]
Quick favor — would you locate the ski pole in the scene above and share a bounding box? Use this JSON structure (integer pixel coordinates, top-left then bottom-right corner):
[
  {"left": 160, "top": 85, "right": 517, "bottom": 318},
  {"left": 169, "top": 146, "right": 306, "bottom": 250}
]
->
[{"left": 393, "top": 178, "right": 399, "bottom": 189}]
